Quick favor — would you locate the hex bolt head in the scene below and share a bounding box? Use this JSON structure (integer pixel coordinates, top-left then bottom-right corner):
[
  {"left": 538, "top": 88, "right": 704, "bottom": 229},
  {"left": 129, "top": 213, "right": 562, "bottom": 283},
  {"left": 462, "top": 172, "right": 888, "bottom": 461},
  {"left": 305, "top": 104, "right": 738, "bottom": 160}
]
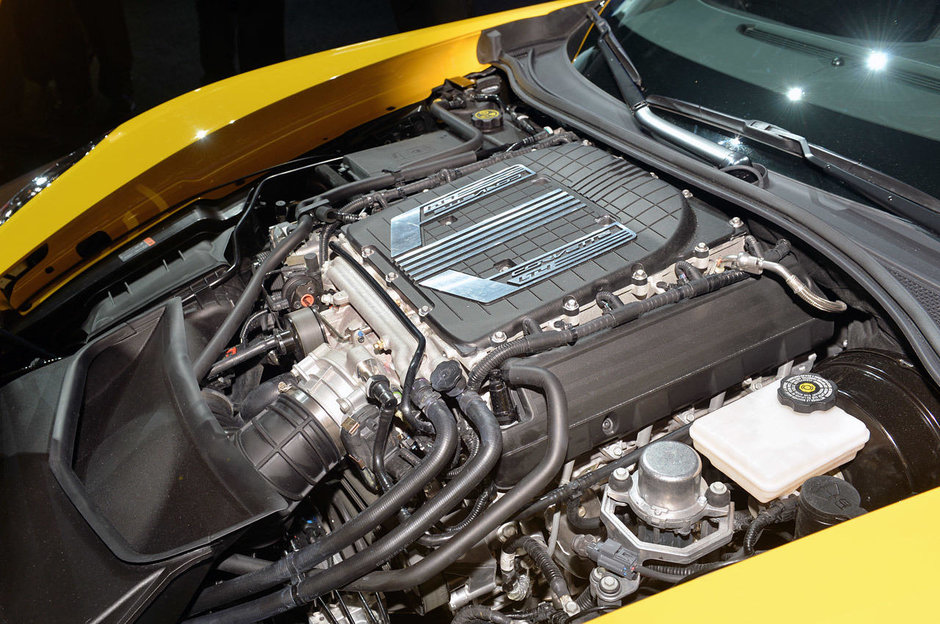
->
[
  {"left": 681, "top": 189, "right": 693, "bottom": 199},
  {"left": 563, "top": 598, "right": 580, "bottom": 615},
  {"left": 491, "top": 331, "right": 508, "bottom": 345},
  {"left": 729, "top": 216, "right": 745, "bottom": 229},
  {"left": 361, "top": 246, "right": 375, "bottom": 257},
  {"left": 562, "top": 296, "right": 579, "bottom": 313},
  {"left": 694, "top": 242, "right": 710, "bottom": 257},
  {"left": 384, "top": 271, "right": 398, "bottom": 283},
  {"left": 591, "top": 567, "right": 607, "bottom": 581},
  {"left": 418, "top": 305, "right": 431, "bottom": 317},
  {"left": 599, "top": 575, "right": 620, "bottom": 594},
  {"left": 610, "top": 466, "right": 631, "bottom": 493},
  {"left": 707, "top": 481, "right": 731, "bottom": 506},
  {"left": 602, "top": 417, "right": 615, "bottom": 435},
  {"left": 631, "top": 268, "right": 648, "bottom": 283}
]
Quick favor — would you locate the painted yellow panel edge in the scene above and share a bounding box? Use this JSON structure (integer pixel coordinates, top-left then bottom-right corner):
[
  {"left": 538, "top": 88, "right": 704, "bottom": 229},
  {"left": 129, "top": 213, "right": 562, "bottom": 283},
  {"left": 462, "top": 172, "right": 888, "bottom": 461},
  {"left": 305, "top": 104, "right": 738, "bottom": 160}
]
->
[
  {"left": 598, "top": 485, "right": 940, "bottom": 623},
  {"left": 0, "top": 0, "right": 586, "bottom": 312}
]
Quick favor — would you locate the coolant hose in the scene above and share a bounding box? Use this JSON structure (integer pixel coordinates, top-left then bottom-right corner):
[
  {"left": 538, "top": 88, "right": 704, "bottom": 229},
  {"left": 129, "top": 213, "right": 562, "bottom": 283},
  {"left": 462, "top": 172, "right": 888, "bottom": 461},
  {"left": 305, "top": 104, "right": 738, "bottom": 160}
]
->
[
  {"left": 516, "top": 423, "right": 692, "bottom": 521},
  {"left": 187, "top": 382, "right": 457, "bottom": 615},
  {"left": 192, "top": 215, "right": 314, "bottom": 381},
  {"left": 403, "top": 100, "right": 484, "bottom": 168},
  {"left": 343, "top": 364, "right": 568, "bottom": 594},
  {"left": 187, "top": 385, "right": 503, "bottom": 623}
]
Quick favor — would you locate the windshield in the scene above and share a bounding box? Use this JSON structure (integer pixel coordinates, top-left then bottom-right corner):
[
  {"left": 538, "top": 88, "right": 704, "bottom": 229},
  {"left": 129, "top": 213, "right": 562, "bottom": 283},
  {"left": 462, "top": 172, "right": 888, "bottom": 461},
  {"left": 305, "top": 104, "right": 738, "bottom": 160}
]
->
[{"left": 575, "top": 0, "right": 940, "bottom": 199}]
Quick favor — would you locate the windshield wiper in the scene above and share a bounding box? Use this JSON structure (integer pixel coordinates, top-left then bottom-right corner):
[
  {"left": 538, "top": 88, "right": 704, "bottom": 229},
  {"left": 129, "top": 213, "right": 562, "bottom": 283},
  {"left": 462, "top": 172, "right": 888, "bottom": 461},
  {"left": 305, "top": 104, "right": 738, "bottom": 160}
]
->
[
  {"left": 586, "top": 7, "right": 750, "bottom": 169},
  {"left": 646, "top": 94, "right": 940, "bottom": 234}
]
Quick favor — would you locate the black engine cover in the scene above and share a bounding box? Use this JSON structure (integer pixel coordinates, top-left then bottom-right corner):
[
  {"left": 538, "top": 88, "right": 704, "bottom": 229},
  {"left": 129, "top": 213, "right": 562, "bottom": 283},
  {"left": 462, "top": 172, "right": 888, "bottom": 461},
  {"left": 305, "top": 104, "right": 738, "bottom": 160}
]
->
[{"left": 344, "top": 142, "right": 732, "bottom": 351}]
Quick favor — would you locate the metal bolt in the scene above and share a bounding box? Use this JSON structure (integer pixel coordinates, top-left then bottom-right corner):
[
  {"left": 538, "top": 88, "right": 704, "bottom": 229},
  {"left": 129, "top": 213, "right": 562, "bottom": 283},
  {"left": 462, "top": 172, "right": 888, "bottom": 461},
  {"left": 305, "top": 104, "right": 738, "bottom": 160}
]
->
[
  {"left": 361, "top": 246, "right": 375, "bottom": 257},
  {"left": 578, "top": 506, "right": 587, "bottom": 518},
  {"left": 632, "top": 268, "right": 648, "bottom": 282},
  {"left": 385, "top": 271, "right": 398, "bottom": 283},
  {"left": 277, "top": 381, "right": 291, "bottom": 393},
  {"left": 681, "top": 189, "right": 693, "bottom": 199},
  {"left": 695, "top": 242, "right": 709, "bottom": 254},
  {"left": 591, "top": 567, "right": 607, "bottom": 581},
  {"left": 562, "top": 296, "right": 579, "bottom": 313},
  {"left": 418, "top": 305, "right": 431, "bottom": 317},
  {"left": 563, "top": 598, "right": 580, "bottom": 616},
  {"left": 491, "top": 331, "right": 508, "bottom": 345},
  {"left": 729, "top": 216, "right": 744, "bottom": 229},
  {"left": 709, "top": 482, "right": 728, "bottom": 496},
  {"left": 613, "top": 467, "right": 630, "bottom": 482},
  {"left": 599, "top": 575, "right": 620, "bottom": 594},
  {"left": 602, "top": 417, "right": 615, "bottom": 435}
]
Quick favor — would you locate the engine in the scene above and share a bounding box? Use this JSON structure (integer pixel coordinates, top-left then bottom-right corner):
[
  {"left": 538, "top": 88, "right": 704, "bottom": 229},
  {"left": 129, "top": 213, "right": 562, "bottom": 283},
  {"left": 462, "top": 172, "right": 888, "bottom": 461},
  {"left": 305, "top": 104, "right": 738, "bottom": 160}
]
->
[{"left": 3, "top": 75, "right": 939, "bottom": 624}]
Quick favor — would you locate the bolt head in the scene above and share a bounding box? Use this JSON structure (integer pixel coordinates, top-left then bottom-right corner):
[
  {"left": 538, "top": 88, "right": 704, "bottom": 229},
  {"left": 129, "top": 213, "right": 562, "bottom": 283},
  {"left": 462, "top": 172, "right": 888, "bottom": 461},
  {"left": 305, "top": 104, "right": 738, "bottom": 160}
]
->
[
  {"left": 418, "top": 305, "right": 431, "bottom": 317},
  {"left": 562, "top": 296, "right": 579, "bottom": 312},
  {"left": 729, "top": 216, "right": 744, "bottom": 229},
  {"left": 361, "top": 246, "right": 375, "bottom": 257},
  {"left": 631, "top": 268, "right": 648, "bottom": 282},
  {"left": 563, "top": 599, "right": 580, "bottom": 615},
  {"left": 385, "top": 271, "right": 398, "bottom": 282},
  {"left": 613, "top": 467, "right": 630, "bottom": 482},
  {"left": 695, "top": 242, "right": 709, "bottom": 253},
  {"left": 591, "top": 567, "right": 607, "bottom": 581},
  {"left": 600, "top": 575, "right": 620, "bottom": 593},
  {"left": 707, "top": 481, "right": 731, "bottom": 506},
  {"left": 681, "top": 189, "right": 693, "bottom": 199},
  {"left": 491, "top": 331, "right": 508, "bottom": 345}
]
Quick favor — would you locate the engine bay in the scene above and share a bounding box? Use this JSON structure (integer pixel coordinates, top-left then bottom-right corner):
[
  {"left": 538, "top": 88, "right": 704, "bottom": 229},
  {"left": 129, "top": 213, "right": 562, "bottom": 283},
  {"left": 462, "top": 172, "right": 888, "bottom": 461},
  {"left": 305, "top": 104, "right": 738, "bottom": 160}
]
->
[{"left": 2, "top": 71, "right": 939, "bottom": 624}]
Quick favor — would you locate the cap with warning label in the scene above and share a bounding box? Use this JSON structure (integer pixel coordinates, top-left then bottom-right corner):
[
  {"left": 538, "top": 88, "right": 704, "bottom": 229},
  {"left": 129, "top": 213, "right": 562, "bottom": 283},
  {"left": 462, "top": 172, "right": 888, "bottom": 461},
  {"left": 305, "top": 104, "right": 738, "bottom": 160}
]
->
[
  {"left": 777, "top": 373, "right": 838, "bottom": 413},
  {"left": 471, "top": 107, "right": 503, "bottom": 131}
]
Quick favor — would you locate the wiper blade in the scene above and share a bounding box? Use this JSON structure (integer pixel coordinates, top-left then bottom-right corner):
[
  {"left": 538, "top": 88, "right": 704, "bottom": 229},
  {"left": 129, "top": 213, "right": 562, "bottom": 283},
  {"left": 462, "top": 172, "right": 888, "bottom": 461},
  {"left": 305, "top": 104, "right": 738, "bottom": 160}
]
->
[
  {"left": 585, "top": 7, "right": 749, "bottom": 169},
  {"left": 647, "top": 95, "right": 940, "bottom": 234}
]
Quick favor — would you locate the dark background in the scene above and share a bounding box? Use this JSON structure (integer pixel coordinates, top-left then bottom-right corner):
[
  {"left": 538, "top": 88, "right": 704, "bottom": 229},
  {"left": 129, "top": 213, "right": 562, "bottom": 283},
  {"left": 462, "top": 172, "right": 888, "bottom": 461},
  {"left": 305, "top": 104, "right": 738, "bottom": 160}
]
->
[{"left": 0, "top": 0, "right": 542, "bottom": 187}]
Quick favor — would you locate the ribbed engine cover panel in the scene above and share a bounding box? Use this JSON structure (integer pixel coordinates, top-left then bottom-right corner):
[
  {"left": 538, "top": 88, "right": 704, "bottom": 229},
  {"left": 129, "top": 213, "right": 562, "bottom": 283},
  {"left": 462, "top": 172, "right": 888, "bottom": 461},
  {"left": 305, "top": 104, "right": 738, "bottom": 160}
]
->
[{"left": 344, "top": 142, "right": 732, "bottom": 350}]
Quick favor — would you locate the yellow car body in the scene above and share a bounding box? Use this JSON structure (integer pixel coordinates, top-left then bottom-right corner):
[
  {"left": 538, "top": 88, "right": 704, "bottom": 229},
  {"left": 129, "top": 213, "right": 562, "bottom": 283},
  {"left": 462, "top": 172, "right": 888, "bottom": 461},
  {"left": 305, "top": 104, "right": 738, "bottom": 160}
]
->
[{"left": 0, "top": 2, "right": 936, "bottom": 621}]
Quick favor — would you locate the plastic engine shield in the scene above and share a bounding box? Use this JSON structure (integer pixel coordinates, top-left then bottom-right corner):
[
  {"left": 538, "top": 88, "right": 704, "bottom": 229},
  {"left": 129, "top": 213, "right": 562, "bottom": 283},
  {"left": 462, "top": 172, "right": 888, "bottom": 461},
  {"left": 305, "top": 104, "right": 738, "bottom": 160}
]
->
[{"left": 344, "top": 142, "right": 733, "bottom": 351}]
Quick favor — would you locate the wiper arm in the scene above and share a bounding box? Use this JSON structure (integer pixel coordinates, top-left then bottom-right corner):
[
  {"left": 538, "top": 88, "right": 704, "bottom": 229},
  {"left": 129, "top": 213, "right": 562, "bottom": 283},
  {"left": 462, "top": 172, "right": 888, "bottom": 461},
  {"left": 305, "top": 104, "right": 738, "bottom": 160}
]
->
[
  {"left": 646, "top": 94, "right": 940, "bottom": 234},
  {"left": 586, "top": 7, "right": 750, "bottom": 169}
]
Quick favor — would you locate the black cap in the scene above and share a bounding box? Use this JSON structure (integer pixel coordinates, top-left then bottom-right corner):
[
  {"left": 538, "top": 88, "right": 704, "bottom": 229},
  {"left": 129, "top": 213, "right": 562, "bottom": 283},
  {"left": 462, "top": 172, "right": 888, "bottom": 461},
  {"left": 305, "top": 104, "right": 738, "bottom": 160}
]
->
[
  {"left": 796, "top": 475, "right": 865, "bottom": 537},
  {"left": 777, "top": 373, "right": 838, "bottom": 413},
  {"left": 471, "top": 108, "right": 503, "bottom": 131},
  {"left": 430, "top": 360, "right": 466, "bottom": 396}
]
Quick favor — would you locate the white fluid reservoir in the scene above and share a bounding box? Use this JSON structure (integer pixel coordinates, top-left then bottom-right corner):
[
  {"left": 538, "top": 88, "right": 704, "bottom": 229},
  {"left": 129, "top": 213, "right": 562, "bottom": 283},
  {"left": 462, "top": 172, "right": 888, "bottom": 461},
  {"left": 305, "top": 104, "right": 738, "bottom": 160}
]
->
[{"left": 689, "top": 375, "right": 870, "bottom": 503}]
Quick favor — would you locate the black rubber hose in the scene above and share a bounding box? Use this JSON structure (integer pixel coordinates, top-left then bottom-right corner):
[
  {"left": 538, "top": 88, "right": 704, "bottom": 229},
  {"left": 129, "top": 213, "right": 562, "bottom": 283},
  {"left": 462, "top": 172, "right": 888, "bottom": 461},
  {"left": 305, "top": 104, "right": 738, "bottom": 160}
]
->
[
  {"left": 343, "top": 364, "right": 568, "bottom": 594},
  {"left": 575, "top": 587, "right": 595, "bottom": 612},
  {"left": 216, "top": 554, "right": 275, "bottom": 576},
  {"left": 744, "top": 497, "right": 799, "bottom": 556},
  {"left": 565, "top": 494, "right": 601, "bottom": 532},
  {"left": 372, "top": 403, "right": 397, "bottom": 493},
  {"left": 207, "top": 334, "right": 280, "bottom": 377},
  {"left": 187, "top": 382, "right": 457, "bottom": 615},
  {"left": 675, "top": 260, "right": 703, "bottom": 281},
  {"left": 417, "top": 483, "right": 496, "bottom": 547},
  {"left": 193, "top": 215, "right": 314, "bottom": 381},
  {"left": 467, "top": 270, "right": 749, "bottom": 391},
  {"left": 516, "top": 423, "right": 692, "bottom": 521},
  {"left": 402, "top": 100, "right": 483, "bottom": 168},
  {"left": 328, "top": 242, "right": 428, "bottom": 431},
  {"left": 511, "top": 535, "right": 570, "bottom": 600},
  {"left": 239, "top": 373, "right": 293, "bottom": 421},
  {"left": 186, "top": 388, "right": 504, "bottom": 623}
]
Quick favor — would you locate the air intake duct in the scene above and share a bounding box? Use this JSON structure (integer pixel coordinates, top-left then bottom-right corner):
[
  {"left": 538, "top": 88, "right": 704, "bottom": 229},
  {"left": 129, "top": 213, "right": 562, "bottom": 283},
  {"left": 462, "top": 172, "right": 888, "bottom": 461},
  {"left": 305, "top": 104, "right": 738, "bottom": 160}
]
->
[{"left": 236, "top": 388, "right": 344, "bottom": 500}]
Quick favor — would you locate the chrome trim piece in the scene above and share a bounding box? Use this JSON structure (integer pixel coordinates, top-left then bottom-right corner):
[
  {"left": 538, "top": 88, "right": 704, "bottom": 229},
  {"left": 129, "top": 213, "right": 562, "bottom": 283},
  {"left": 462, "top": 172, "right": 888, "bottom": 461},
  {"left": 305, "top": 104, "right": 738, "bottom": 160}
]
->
[{"left": 389, "top": 164, "right": 535, "bottom": 256}]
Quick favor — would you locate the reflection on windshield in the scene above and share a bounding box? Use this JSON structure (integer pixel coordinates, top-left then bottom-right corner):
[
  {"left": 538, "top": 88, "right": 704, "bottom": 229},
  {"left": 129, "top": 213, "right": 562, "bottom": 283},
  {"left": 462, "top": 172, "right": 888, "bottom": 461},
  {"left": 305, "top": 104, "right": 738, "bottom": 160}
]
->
[{"left": 577, "top": 0, "right": 940, "bottom": 198}]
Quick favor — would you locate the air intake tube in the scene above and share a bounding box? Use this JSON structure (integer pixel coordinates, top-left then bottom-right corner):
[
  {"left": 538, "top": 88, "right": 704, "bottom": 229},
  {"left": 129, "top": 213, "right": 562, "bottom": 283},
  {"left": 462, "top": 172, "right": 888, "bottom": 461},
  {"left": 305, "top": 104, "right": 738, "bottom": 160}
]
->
[{"left": 236, "top": 387, "right": 345, "bottom": 500}]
